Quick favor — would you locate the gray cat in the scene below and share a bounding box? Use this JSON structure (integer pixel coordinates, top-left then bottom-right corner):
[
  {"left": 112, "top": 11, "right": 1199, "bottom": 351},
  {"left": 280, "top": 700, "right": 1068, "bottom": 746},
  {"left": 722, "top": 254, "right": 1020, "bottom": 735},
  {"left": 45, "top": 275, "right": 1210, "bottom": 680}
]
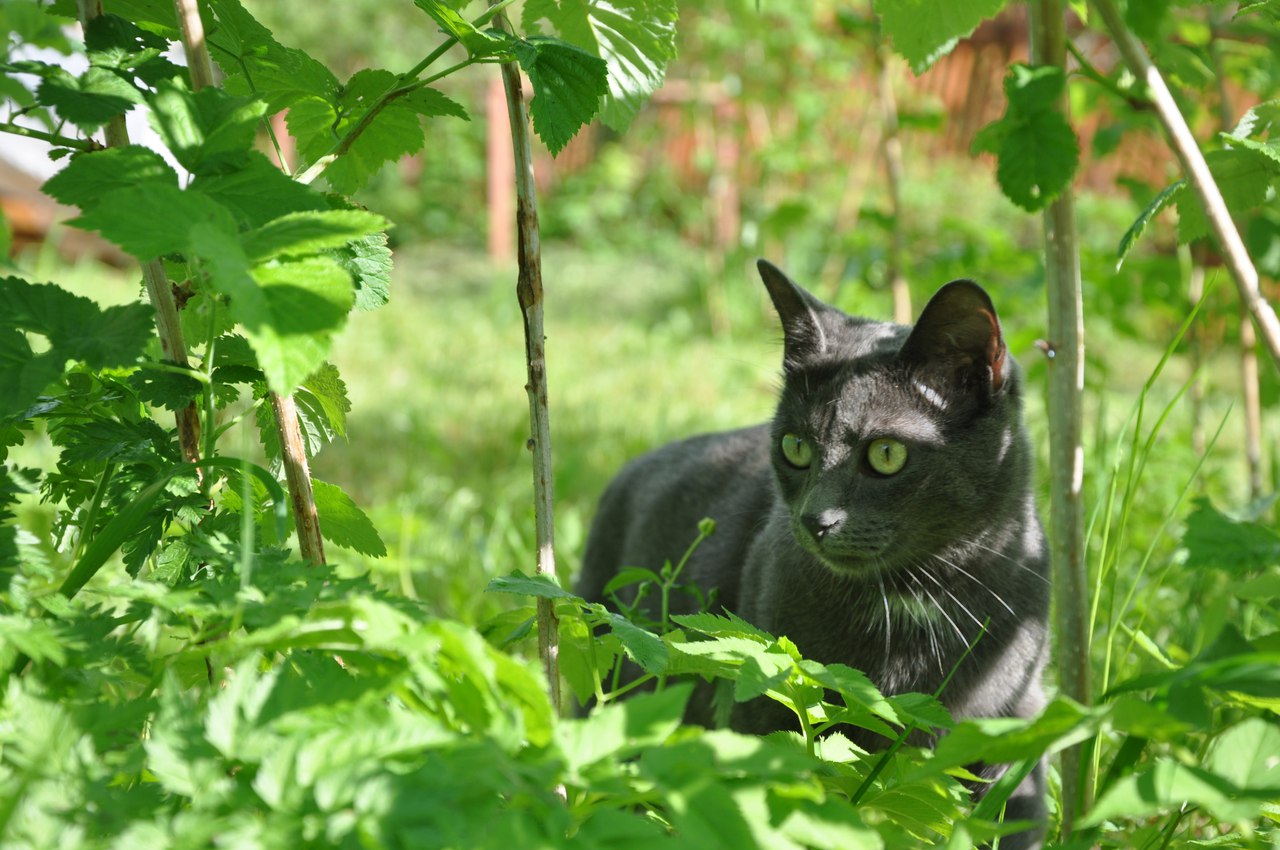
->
[{"left": 578, "top": 260, "right": 1050, "bottom": 848}]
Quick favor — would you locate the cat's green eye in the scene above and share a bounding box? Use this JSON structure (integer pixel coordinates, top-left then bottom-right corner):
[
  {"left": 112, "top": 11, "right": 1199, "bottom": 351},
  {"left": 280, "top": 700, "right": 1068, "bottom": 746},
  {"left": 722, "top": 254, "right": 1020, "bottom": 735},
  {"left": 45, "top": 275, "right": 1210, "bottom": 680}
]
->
[
  {"left": 867, "top": 438, "right": 908, "bottom": 476},
  {"left": 780, "top": 433, "right": 813, "bottom": 469}
]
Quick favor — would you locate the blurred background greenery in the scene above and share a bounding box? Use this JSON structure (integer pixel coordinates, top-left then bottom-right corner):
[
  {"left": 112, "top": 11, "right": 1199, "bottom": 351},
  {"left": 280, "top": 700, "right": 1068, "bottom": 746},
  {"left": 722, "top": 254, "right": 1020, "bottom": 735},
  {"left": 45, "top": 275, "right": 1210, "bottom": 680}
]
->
[{"left": 12, "top": 0, "right": 1275, "bottom": 650}]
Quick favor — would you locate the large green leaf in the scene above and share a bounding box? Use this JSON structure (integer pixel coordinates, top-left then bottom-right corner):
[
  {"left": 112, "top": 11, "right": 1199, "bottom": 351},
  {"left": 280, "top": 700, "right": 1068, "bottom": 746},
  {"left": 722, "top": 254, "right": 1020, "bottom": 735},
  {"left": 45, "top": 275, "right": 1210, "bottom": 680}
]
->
[
  {"left": 71, "top": 183, "right": 239, "bottom": 260},
  {"left": 972, "top": 64, "right": 1078, "bottom": 212},
  {"left": 189, "top": 152, "right": 330, "bottom": 229},
  {"left": 514, "top": 36, "right": 609, "bottom": 155},
  {"left": 42, "top": 145, "right": 178, "bottom": 210},
  {"left": 875, "top": 0, "right": 1007, "bottom": 73},
  {"left": 35, "top": 64, "right": 143, "bottom": 130},
  {"left": 242, "top": 209, "right": 389, "bottom": 263},
  {"left": 523, "top": 0, "right": 678, "bottom": 132}
]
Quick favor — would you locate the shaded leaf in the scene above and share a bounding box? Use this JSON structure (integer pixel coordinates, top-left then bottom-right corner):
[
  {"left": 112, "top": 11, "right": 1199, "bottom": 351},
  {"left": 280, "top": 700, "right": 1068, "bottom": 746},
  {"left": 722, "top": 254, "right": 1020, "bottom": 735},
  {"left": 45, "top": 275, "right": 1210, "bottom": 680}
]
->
[
  {"left": 1182, "top": 497, "right": 1280, "bottom": 574},
  {"left": 42, "top": 145, "right": 178, "bottom": 210}
]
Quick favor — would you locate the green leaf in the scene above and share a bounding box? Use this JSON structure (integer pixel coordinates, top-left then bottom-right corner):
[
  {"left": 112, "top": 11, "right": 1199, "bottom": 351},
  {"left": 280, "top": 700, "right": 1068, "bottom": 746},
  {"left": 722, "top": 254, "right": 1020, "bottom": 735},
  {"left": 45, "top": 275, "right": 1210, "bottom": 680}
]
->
[
  {"left": 336, "top": 230, "right": 393, "bottom": 312},
  {"left": 42, "top": 146, "right": 179, "bottom": 211},
  {"left": 514, "top": 36, "right": 609, "bottom": 156},
  {"left": 254, "top": 362, "right": 350, "bottom": 460},
  {"left": 36, "top": 64, "right": 143, "bottom": 131},
  {"left": 148, "top": 80, "right": 268, "bottom": 174},
  {"left": 1182, "top": 497, "right": 1280, "bottom": 574},
  {"left": 189, "top": 223, "right": 353, "bottom": 393},
  {"left": 242, "top": 209, "right": 389, "bottom": 262},
  {"left": 1116, "top": 179, "right": 1182, "bottom": 269},
  {"left": 189, "top": 151, "right": 330, "bottom": 228},
  {"left": 127, "top": 366, "right": 202, "bottom": 411},
  {"left": 311, "top": 479, "right": 386, "bottom": 557},
  {"left": 559, "top": 682, "right": 691, "bottom": 771},
  {"left": 874, "top": 0, "right": 1008, "bottom": 73},
  {"left": 607, "top": 612, "right": 668, "bottom": 673},
  {"left": 487, "top": 570, "right": 581, "bottom": 600},
  {"left": 205, "top": 0, "right": 338, "bottom": 112},
  {"left": 1208, "top": 717, "right": 1280, "bottom": 791},
  {"left": 522, "top": 0, "right": 678, "bottom": 132},
  {"left": 1175, "top": 148, "right": 1279, "bottom": 242},
  {"left": 288, "top": 69, "right": 431, "bottom": 194},
  {"left": 71, "top": 183, "right": 239, "bottom": 259},
  {"left": 1084, "top": 758, "right": 1276, "bottom": 827},
  {"left": 976, "top": 64, "right": 1078, "bottom": 212},
  {"left": 400, "top": 85, "right": 469, "bottom": 120}
]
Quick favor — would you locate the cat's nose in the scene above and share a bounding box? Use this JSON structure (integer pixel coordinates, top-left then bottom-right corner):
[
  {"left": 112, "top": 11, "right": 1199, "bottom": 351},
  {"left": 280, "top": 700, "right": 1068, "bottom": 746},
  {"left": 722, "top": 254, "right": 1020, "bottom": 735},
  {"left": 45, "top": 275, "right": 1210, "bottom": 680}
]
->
[{"left": 801, "top": 509, "right": 845, "bottom": 541}]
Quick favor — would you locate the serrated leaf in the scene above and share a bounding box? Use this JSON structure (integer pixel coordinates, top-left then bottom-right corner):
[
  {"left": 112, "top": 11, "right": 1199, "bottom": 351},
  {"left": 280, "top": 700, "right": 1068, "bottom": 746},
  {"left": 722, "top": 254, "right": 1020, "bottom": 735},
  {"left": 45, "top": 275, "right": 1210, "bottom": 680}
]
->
[
  {"left": 977, "top": 64, "right": 1078, "bottom": 212},
  {"left": 311, "top": 479, "right": 385, "bottom": 557},
  {"left": 190, "top": 152, "right": 330, "bottom": 228},
  {"left": 254, "top": 362, "right": 350, "bottom": 458},
  {"left": 1117, "top": 179, "right": 1182, "bottom": 268},
  {"left": 127, "top": 366, "right": 202, "bottom": 411},
  {"left": 36, "top": 64, "right": 143, "bottom": 130},
  {"left": 514, "top": 36, "right": 609, "bottom": 155},
  {"left": 205, "top": 0, "right": 338, "bottom": 112},
  {"left": 400, "top": 86, "right": 469, "bottom": 120},
  {"left": 337, "top": 231, "right": 392, "bottom": 312},
  {"left": 71, "top": 183, "right": 239, "bottom": 259},
  {"left": 148, "top": 80, "right": 267, "bottom": 174},
  {"left": 523, "top": 0, "right": 678, "bottom": 132},
  {"left": 1175, "top": 148, "right": 1279, "bottom": 242},
  {"left": 242, "top": 209, "right": 389, "bottom": 262},
  {"left": 874, "top": 0, "right": 1007, "bottom": 73},
  {"left": 42, "top": 145, "right": 179, "bottom": 210}
]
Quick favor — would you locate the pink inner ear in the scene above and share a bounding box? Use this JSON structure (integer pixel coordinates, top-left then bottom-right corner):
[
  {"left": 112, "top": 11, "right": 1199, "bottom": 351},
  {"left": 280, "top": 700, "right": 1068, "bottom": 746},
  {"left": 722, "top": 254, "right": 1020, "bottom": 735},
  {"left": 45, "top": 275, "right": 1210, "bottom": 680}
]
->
[{"left": 980, "top": 307, "right": 1007, "bottom": 392}]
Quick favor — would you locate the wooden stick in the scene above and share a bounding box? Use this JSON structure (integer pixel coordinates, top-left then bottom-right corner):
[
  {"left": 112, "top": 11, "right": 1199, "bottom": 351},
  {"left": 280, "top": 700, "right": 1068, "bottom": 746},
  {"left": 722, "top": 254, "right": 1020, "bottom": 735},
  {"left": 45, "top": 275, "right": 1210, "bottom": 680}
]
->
[
  {"left": 493, "top": 6, "right": 561, "bottom": 715},
  {"left": 171, "top": 0, "right": 326, "bottom": 564}
]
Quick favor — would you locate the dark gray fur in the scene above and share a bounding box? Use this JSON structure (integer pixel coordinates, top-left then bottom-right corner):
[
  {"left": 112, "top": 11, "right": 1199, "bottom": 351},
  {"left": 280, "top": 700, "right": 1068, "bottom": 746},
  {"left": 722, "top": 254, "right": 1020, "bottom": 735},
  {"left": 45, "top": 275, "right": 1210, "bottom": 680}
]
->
[{"left": 578, "top": 261, "right": 1050, "bottom": 848}]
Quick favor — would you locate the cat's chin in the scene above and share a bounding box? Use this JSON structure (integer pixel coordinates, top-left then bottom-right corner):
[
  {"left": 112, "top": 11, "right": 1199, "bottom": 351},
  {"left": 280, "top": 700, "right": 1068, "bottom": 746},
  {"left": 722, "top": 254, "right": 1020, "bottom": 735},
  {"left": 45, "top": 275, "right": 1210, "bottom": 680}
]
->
[{"left": 797, "top": 540, "right": 890, "bottom": 578}]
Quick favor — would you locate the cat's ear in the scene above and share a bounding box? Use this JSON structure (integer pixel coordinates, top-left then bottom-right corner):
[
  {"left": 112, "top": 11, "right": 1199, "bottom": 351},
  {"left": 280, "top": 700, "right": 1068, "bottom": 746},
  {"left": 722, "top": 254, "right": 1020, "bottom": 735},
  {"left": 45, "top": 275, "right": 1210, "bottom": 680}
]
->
[
  {"left": 757, "top": 259, "right": 831, "bottom": 368},
  {"left": 899, "top": 280, "right": 1008, "bottom": 397}
]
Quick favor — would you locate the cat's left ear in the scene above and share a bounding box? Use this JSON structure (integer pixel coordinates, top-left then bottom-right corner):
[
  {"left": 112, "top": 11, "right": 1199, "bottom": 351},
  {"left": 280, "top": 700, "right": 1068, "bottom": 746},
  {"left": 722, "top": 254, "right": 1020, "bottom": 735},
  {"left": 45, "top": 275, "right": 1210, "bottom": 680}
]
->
[
  {"left": 899, "top": 280, "right": 1008, "bottom": 397},
  {"left": 757, "top": 259, "right": 832, "bottom": 368}
]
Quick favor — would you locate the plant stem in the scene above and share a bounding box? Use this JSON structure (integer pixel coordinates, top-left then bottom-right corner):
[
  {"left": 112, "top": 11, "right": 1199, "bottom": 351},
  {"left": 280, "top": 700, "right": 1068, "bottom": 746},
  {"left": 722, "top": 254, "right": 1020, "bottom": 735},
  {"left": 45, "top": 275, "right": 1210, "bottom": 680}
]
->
[
  {"left": 1030, "top": 0, "right": 1093, "bottom": 833},
  {"left": 873, "top": 30, "right": 911, "bottom": 324},
  {"left": 493, "top": 4, "right": 561, "bottom": 716},
  {"left": 0, "top": 121, "right": 100, "bottom": 151},
  {"left": 172, "top": 0, "right": 326, "bottom": 565},
  {"left": 1089, "top": 0, "right": 1280, "bottom": 369}
]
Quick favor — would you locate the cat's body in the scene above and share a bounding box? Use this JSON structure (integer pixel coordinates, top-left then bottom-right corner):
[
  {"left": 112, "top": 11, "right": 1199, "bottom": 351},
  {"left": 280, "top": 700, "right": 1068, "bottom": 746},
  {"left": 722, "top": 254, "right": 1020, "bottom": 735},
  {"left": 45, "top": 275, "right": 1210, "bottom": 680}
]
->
[{"left": 578, "top": 261, "right": 1050, "bottom": 847}]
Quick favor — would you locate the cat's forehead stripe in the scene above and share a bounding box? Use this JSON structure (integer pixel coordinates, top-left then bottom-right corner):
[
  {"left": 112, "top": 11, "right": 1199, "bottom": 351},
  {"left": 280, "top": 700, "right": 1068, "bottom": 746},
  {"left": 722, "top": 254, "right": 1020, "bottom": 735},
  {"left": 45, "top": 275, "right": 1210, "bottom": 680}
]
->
[{"left": 912, "top": 379, "right": 948, "bottom": 411}]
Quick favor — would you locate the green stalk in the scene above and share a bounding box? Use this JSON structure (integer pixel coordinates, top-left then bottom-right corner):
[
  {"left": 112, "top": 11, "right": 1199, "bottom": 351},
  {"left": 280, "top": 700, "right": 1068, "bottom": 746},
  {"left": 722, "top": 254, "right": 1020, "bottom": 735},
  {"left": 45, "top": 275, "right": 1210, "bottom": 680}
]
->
[
  {"left": 0, "top": 121, "right": 100, "bottom": 150},
  {"left": 1030, "top": 0, "right": 1092, "bottom": 830}
]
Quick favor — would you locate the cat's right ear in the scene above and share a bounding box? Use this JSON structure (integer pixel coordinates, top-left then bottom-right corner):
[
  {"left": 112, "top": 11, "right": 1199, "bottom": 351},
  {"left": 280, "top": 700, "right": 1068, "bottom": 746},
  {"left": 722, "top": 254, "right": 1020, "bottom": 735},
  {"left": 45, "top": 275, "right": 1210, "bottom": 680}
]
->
[{"left": 757, "top": 259, "right": 831, "bottom": 369}]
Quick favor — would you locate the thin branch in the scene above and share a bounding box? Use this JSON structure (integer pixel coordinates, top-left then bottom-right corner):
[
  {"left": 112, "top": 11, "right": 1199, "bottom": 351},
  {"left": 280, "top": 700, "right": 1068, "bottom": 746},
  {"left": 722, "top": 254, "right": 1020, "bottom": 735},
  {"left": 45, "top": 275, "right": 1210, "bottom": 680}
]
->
[
  {"left": 171, "top": 0, "right": 327, "bottom": 565},
  {"left": 0, "top": 121, "right": 101, "bottom": 151},
  {"left": 1090, "top": 0, "right": 1280, "bottom": 370},
  {"left": 1031, "top": 0, "right": 1093, "bottom": 833},
  {"left": 493, "top": 4, "right": 561, "bottom": 715}
]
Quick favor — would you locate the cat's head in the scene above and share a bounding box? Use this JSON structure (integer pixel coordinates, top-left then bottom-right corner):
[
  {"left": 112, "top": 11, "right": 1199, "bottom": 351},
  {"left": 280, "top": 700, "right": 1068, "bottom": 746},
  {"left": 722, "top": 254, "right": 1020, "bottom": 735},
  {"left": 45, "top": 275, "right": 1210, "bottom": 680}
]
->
[{"left": 757, "top": 259, "right": 1031, "bottom": 578}]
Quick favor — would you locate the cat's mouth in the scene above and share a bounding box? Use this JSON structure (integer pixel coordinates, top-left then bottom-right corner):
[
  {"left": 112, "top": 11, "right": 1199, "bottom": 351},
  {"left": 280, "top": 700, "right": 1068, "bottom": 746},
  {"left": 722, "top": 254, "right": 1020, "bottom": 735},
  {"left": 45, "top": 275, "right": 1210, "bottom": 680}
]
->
[{"left": 792, "top": 522, "right": 894, "bottom": 575}]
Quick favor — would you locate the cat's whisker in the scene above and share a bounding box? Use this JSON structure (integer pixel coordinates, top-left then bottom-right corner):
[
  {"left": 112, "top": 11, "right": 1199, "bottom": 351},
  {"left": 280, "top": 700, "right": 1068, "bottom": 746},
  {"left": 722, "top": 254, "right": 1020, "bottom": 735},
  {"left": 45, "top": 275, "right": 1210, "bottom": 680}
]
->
[
  {"left": 933, "top": 553, "right": 1017, "bottom": 617},
  {"left": 875, "top": 571, "right": 892, "bottom": 656},
  {"left": 968, "top": 541, "right": 1052, "bottom": 586}
]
